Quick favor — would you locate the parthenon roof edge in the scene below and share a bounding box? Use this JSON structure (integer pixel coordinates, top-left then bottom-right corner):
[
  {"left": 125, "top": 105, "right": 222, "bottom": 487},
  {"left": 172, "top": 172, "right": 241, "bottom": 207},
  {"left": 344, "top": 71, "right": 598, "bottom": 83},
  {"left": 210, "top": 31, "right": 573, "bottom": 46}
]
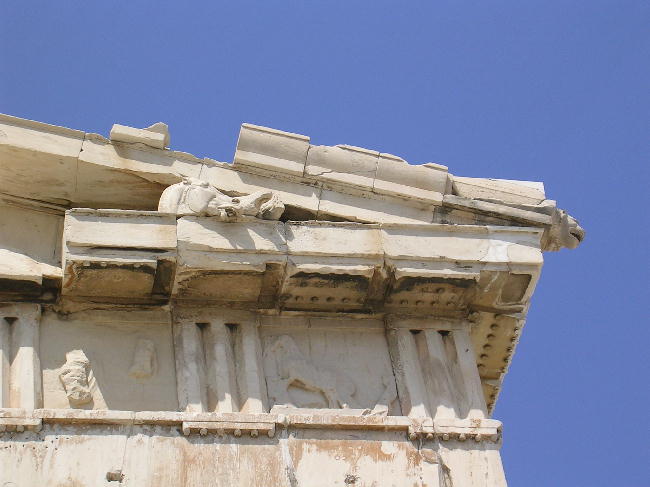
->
[{"left": 0, "top": 113, "right": 584, "bottom": 253}]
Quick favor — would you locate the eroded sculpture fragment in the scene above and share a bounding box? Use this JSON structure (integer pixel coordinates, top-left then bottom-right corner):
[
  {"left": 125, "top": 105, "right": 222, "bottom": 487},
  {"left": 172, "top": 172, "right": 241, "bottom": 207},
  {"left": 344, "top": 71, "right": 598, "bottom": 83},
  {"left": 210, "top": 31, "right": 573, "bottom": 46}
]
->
[
  {"left": 59, "top": 349, "right": 92, "bottom": 407},
  {"left": 158, "top": 176, "right": 285, "bottom": 221},
  {"left": 128, "top": 339, "right": 156, "bottom": 379},
  {"left": 264, "top": 335, "right": 356, "bottom": 409}
]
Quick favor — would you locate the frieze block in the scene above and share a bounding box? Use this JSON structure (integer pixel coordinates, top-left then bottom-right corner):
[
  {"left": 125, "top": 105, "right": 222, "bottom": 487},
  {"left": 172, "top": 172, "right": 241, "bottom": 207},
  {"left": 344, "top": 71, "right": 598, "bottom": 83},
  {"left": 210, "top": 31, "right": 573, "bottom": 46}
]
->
[
  {"left": 261, "top": 320, "right": 401, "bottom": 415},
  {"left": 264, "top": 334, "right": 356, "bottom": 409}
]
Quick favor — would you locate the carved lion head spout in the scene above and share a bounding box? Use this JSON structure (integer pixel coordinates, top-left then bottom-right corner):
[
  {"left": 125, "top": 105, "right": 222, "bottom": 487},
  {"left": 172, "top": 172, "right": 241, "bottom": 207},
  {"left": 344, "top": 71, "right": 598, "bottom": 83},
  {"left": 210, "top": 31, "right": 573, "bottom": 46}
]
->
[
  {"left": 158, "top": 177, "right": 285, "bottom": 221},
  {"left": 543, "top": 209, "right": 586, "bottom": 251}
]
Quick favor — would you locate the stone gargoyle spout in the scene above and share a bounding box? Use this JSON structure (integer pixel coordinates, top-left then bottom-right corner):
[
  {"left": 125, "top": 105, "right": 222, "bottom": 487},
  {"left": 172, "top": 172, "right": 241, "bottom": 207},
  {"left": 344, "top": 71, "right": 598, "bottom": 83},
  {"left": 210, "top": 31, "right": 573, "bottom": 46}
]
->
[
  {"left": 538, "top": 207, "right": 585, "bottom": 251},
  {"left": 546, "top": 209, "right": 585, "bottom": 251},
  {"left": 158, "top": 177, "right": 285, "bottom": 221}
]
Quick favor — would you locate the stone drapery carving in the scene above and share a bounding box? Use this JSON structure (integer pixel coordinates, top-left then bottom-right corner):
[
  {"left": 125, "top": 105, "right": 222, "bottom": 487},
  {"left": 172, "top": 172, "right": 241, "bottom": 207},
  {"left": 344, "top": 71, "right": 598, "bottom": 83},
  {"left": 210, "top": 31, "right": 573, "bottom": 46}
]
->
[
  {"left": 158, "top": 177, "right": 285, "bottom": 221},
  {"left": 59, "top": 349, "right": 92, "bottom": 407},
  {"left": 128, "top": 339, "right": 156, "bottom": 379},
  {"left": 264, "top": 335, "right": 356, "bottom": 409}
]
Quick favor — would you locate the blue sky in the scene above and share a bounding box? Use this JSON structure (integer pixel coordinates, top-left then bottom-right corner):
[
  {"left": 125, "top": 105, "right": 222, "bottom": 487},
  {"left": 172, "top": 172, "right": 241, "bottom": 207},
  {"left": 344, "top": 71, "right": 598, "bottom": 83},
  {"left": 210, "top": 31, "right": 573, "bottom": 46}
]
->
[{"left": 1, "top": 2, "right": 648, "bottom": 484}]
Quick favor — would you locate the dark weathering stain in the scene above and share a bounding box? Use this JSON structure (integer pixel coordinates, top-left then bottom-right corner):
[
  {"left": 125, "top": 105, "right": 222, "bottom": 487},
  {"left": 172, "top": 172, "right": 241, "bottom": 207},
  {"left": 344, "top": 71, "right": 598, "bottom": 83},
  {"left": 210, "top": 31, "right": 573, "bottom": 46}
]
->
[
  {"left": 80, "top": 261, "right": 156, "bottom": 276},
  {"left": 0, "top": 278, "right": 41, "bottom": 295},
  {"left": 290, "top": 272, "right": 369, "bottom": 292},
  {"left": 392, "top": 276, "right": 474, "bottom": 294}
]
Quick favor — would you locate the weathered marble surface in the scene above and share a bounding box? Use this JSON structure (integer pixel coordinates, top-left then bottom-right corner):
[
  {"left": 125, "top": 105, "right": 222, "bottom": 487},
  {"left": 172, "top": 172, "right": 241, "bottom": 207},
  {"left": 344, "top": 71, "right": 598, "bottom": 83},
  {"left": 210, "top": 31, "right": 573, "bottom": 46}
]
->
[
  {"left": 0, "top": 422, "right": 506, "bottom": 486},
  {"left": 0, "top": 115, "right": 586, "bottom": 486}
]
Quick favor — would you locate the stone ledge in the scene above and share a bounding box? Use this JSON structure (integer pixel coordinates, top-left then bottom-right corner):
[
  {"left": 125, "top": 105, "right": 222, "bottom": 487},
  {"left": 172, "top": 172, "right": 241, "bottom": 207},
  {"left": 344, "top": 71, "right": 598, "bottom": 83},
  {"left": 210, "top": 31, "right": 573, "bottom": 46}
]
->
[
  {"left": 0, "top": 417, "right": 42, "bottom": 432},
  {"left": 63, "top": 211, "right": 543, "bottom": 311},
  {"left": 0, "top": 408, "right": 501, "bottom": 442},
  {"left": 0, "top": 113, "right": 85, "bottom": 138},
  {"left": 182, "top": 420, "right": 275, "bottom": 437},
  {"left": 443, "top": 194, "right": 552, "bottom": 226},
  {"left": 409, "top": 417, "right": 502, "bottom": 442},
  {"left": 284, "top": 413, "right": 410, "bottom": 432},
  {"left": 35, "top": 408, "right": 135, "bottom": 425}
]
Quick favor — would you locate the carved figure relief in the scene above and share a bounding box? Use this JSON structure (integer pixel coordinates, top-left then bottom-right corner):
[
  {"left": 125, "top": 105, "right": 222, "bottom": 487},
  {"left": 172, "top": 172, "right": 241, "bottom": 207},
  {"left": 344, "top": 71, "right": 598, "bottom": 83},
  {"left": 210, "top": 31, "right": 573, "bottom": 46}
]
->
[
  {"left": 158, "top": 176, "right": 285, "bottom": 221},
  {"left": 128, "top": 339, "right": 156, "bottom": 379},
  {"left": 264, "top": 335, "right": 356, "bottom": 409},
  {"left": 59, "top": 349, "right": 92, "bottom": 407}
]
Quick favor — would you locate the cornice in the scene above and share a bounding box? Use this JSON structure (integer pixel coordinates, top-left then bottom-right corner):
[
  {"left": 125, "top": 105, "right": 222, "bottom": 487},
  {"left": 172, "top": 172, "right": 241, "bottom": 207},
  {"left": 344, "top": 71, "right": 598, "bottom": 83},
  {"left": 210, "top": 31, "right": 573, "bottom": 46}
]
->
[{"left": 0, "top": 113, "right": 584, "bottom": 250}]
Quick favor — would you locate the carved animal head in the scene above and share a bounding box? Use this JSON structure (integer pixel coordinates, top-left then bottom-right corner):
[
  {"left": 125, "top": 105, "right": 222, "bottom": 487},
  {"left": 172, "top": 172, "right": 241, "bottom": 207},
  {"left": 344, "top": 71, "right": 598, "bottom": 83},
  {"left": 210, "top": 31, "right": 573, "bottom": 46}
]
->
[
  {"left": 559, "top": 211, "right": 585, "bottom": 249},
  {"left": 544, "top": 209, "right": 585, "bottom": 251}
]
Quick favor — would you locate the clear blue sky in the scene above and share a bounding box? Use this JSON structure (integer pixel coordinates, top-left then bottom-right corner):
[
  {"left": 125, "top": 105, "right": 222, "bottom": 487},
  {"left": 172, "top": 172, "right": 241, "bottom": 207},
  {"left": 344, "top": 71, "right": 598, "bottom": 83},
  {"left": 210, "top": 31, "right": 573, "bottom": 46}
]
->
[{"left": 1, "top": 2, "right": 648, "bottom": 485}]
